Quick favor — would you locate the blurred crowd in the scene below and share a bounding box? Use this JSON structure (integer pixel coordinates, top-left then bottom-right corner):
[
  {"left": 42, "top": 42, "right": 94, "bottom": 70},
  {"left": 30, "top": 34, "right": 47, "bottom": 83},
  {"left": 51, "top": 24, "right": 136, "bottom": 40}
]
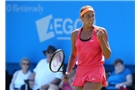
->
[{"left": 6, "top": 45, "right": 135, "bottom": 90}]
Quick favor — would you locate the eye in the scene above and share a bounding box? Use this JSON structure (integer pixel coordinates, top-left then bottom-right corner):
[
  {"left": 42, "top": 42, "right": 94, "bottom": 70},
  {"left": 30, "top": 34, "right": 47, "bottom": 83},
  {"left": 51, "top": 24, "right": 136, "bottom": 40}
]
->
[
  {"left": 87, "top": 15, "right": 91, "bottom": 18},
  {"left": 84, "top": 14, "right": 94, "bottom": 19},
  {"left": 84, "top": 15, "right": 90, "bottom": 18}
]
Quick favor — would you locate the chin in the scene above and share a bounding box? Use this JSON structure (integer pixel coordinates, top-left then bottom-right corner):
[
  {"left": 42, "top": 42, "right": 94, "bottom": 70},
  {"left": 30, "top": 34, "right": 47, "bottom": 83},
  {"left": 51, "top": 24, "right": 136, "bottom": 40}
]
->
[
  {"left": 47, "top": 59, "right": 51, "bottom": 62},
  {"left": 117, "top": 70, "right": 123, "bottom": 74},
  {"left": 88, "top": 24, "right": 93, "bottom": 27}
]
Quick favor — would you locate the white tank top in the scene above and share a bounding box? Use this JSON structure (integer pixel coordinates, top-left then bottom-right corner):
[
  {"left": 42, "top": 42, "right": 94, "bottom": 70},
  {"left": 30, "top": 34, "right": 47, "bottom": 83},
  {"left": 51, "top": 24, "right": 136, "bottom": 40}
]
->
[{"left": 14, "top": 70, "right": 31, "bottom": 88}]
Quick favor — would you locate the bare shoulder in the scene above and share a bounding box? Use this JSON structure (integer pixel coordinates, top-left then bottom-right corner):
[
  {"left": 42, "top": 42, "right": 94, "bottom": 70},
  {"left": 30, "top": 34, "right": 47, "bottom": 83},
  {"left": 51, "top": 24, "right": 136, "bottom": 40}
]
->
[
  {"left": 72, "top": 28, "right": 80, "bottom": 35},
  {"left": 13, "top": 70, "right": 20, "bottom": 76},
  {"left": 71, "top": 28, "right": 80, "bottom": 39},
  {"left": 94, "top": 25, "right": 106, "bottom": 31},
  {"left": 94, "top": 25, "right": 108, "bottom": 35}
]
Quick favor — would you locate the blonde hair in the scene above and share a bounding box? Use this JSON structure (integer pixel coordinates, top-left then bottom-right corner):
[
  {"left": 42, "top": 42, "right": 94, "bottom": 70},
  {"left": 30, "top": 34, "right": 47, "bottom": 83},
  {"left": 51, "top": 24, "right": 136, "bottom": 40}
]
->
[{"left": 19, "top": 57, "right": 31, "bottom": 67}]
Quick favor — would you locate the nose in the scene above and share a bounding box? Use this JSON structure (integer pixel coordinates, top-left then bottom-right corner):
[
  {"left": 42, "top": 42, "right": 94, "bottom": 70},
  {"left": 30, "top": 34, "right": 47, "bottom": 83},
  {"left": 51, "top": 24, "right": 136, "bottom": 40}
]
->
[{"left": 90, "top": 16, "right": 94, "bottom": 21}]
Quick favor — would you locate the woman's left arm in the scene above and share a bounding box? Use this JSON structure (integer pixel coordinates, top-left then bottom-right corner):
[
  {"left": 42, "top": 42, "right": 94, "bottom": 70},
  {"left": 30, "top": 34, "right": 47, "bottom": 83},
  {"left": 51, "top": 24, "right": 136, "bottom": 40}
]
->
[
  {"left": 115, "top": 74, "right": 133, "bottom": 89},
  {"left": 119, "top": 74, "right": 133, "bottom": 86},
  {"left": 96, "top": 28, "right": 112, "bottom": 59}
]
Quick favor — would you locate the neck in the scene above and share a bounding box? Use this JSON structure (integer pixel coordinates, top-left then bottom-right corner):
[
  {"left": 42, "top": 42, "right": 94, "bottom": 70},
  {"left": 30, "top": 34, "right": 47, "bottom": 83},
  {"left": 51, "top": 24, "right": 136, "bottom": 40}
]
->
[
  {"left": 47, "top": 58, "right": 50, "bottom": 63},
  {"left": 22, "top": 70, "right": 28, "bottom": 74},
  {"left": 83, "top": 25, "right": 94, "bottom": 31},
  {"left": 115, "top": 71, "right": 119, "bottom": 74}
]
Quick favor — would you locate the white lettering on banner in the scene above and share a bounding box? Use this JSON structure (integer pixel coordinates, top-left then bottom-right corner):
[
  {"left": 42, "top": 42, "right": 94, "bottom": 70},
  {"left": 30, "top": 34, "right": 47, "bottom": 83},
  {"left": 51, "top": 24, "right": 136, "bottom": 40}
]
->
[
  {"left": 36, "top": 15, "right": 54, "bottom": 42},
  {"left": 6, "top": 4, "right": 12, "bottom": 12},
  {"left": 6, "top": 4, "right": 43, "bottom": 14},
  {"left": 63, "top": 18, "right": 73, "bottom": 34},
  {"left": 54, "top": 18, "right": 63, "bottom": 34},
  {"left": 74, "top": 19, "right": 81, "bottom": 29},
  {"left": 36, "top": 14, "right": 81, "bottom": 42}
]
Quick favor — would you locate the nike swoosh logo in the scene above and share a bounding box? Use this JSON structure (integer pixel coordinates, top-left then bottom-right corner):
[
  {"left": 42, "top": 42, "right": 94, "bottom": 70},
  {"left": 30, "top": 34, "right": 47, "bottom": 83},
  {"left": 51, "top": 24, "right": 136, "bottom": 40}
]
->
[
  {"left": 90, "top": 40, "right": 94, "bottom": 42},
  {"left": 92, "top": 78, "right": 96, "bottom": 80}
]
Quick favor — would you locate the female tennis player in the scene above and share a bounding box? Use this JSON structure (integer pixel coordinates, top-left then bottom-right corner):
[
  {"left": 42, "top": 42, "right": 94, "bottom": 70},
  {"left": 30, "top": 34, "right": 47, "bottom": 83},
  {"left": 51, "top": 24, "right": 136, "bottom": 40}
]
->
[{"left": 63, "top": 5, "right": 112, "bottom": 90}]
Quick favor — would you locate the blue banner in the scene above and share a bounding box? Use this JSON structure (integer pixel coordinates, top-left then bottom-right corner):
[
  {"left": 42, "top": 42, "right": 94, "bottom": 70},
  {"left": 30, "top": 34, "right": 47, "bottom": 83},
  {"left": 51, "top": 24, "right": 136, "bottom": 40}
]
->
[{"left": 6, "top": 1, "right": 135, "bottom": 65}]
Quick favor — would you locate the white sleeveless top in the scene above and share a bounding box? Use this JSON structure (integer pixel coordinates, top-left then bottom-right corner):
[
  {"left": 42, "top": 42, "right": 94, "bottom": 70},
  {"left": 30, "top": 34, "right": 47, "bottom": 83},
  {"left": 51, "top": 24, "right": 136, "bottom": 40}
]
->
[{"left": 10, "top": 70, "right": 32, "bottom": 89}]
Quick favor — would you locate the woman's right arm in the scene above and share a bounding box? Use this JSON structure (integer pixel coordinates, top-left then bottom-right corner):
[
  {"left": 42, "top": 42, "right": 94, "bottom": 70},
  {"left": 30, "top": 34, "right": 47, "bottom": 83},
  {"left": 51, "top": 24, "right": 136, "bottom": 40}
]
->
[
  {"left": 66, "top": 30, "right": 78, "bottom": 73},
  {"left": 9, "top": 71, "right": 19, "bottom": 90}
]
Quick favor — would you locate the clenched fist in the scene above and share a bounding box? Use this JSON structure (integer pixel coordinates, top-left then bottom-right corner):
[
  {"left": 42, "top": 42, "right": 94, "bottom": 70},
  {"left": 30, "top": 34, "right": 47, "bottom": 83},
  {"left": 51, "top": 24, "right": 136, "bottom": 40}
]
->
[
  {"left": 96, "top": 28, "right": 104, "bottom": 42},
  {"left": 63, "top": 72, "right": 70, "bottom": 82}
]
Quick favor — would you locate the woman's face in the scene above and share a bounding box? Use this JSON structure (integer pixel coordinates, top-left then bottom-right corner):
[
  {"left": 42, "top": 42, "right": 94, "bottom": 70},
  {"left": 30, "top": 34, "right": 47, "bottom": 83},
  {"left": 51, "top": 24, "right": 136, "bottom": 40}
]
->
[
  {"left": 115, "top": 63, "right": 124, "bottom": 74},
  {"left": 45, "top": 50, "right": 54, "bottom": 62},
  {"left": 21, "top": 60, "right": 29, "bottom": 71},
  {"left": 81, "top": 11, "right": 95, "bottom": 27}
]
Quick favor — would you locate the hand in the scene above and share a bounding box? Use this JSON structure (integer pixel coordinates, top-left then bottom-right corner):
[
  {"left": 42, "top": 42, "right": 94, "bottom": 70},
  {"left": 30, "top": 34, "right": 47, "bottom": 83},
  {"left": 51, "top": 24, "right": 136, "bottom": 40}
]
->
[
  {"left": 29, "top": 80, "right": 34, "bottom": 89},
  {"left": 96, "top": 28, "right": 104, "bottom": 42},
  {"left": 40, "top": 84, "right": 49, "bottom": 90},
  {"left": 115, "top": 84, "right": 122, "bottom": 89},
  {"left": 63, "top": 72, "right": 70, "bottom": 82}
]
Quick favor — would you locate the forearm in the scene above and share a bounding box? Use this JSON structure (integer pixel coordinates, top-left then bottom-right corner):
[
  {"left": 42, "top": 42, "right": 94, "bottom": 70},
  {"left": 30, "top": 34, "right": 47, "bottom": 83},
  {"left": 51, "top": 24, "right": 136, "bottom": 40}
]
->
[
  {"left": 67, "top": 55, "right": 76, "bottom": 73},
  {"left": 50, "top": 78, "right": 61, "bottom": 85},
  {"left": 41, "top": 78, "right": 61, "bottom": 89},
  {"left": 119, "top": 81, "right": 132, "bottom": 86},
  {"left": 29, "top": 72, "right": 36, "bottom": 89},
  {"left": 99, "top": 38, "right": 111, "bottom": 59},
  {"left": 9, "top": 83, "right": 14, "bottom": 90}
]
